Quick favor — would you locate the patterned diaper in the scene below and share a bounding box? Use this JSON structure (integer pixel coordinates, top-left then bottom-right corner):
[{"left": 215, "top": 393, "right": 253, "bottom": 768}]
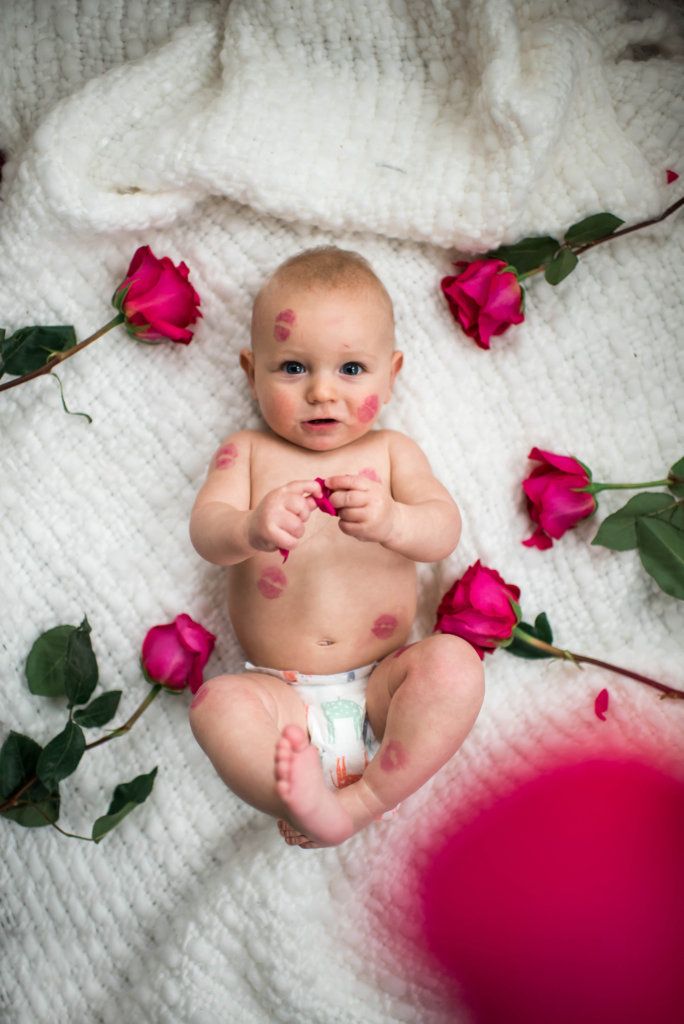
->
[{"left": 244, "top": 660, "right": 398, "bottom": 818}]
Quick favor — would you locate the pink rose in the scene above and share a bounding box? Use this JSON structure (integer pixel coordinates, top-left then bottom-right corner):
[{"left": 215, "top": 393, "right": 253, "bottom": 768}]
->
[
  {"left": 441, "top": 258, "right": 524, "bottom": 350},
  {"left": 112, "top": 245, "right": 202, "bottom": 343},
  {"left": 141, "top": 614, "right": 216, "bottom": 694},
  {"left": 522, "top": 447, "right": 597, "bottom": 550},
  {"left": 434, "top": 560, "right": 521, "bottom": 659}
]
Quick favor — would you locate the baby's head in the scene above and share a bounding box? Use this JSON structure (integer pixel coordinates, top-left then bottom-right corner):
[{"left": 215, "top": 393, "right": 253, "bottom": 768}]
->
[{"left": 240, "top": 246, "right": 402, "bottom": 451}]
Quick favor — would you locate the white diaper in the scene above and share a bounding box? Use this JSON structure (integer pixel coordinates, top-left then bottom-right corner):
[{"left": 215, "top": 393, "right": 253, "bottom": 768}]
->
[{"left": 244, "top": 659, "right": 382, "bottom": 790}]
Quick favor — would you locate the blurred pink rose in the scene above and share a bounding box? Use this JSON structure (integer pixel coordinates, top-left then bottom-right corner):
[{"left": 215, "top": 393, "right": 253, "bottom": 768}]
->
[
  {"left": 112, "top": 245, "right": 202, "bottom": 343},
  {"left": 522, "top": 447, "right": 597, "bottom": 550},
  {"left": 434, "top": 560, "right": 521, "bottom": 659},
  {"left": 142, "top": 614, "right": 215, "bottom": 694},
  {"left": 441, "top": 258, "right": 524, "bottom": 349}
]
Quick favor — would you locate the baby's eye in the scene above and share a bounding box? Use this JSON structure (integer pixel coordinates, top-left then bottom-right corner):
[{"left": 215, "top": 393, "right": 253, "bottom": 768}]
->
[
  {"left": 281, "top": 361, "right": 305, "bottom": 375},
  {"left": 341, "top": 362, "right": 365, "bottom": 376}
]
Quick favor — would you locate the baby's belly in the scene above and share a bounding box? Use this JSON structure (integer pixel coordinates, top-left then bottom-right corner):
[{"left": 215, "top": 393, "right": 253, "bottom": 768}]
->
[{"left": 227, "top": 550, "right": 417, "bottom": 674}]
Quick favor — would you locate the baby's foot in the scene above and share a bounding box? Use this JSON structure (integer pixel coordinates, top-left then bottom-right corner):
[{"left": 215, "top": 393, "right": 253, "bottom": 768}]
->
[{"left": 274, "top": 725, "right": 354, "bottom": 847}]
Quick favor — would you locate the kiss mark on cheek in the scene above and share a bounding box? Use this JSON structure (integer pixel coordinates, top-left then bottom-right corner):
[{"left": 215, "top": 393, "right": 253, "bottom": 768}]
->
[
  {"left": 357, "top": 394, "right": 379, "bottom": 423},
  {"left": 257, "top": 567, "right": 288, "bottom": 599},
  {"left": 380, "top": 739, "right": 409, "bottom": 773},
  {"left": 189, "top": 685, "right": 211, "bottom": 710},
  {"left": 213, "top": 442, "right": 238, "bottom": 470},
  {"left": 371, "top": 614, "right": 398, "bottom": 639},
  {"left": 359, "top": 466, "right": 380, "bottom": 483}
]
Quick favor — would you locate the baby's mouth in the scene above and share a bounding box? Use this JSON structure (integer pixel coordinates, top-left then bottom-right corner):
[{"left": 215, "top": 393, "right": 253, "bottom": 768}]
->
[{"left": 306, "top": 418, "right": 337, "bottom": 424}]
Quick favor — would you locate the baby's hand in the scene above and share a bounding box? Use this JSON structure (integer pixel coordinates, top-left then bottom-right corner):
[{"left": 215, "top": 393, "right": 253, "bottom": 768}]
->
[
  {"left": 325, "top": 474, "right": 397, "bottom": 544},
  {"left": 247, "top": 479, "right": 323, "bottom": 556}
]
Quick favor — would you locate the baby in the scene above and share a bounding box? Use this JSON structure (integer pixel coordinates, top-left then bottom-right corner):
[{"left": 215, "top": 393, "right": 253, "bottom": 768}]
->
[{"left": 188, "top": 246, "right": 484, "bottom": 848}]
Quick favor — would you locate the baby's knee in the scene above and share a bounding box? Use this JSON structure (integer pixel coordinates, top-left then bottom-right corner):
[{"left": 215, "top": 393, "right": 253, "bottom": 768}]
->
[{"left": 418, "top": 634, "right": 484, "bottom": 700}]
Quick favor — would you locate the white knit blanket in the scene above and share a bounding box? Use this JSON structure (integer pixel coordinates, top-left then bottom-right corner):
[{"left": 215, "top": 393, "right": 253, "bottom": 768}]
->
[{"left": 1, "top": 2, "right": 683, "bottom": 1021}]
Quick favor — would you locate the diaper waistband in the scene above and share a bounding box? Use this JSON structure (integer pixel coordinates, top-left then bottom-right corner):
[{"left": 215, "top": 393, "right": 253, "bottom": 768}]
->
[{"left": 244, "top": 660, "right": 378, "bottom": 687}]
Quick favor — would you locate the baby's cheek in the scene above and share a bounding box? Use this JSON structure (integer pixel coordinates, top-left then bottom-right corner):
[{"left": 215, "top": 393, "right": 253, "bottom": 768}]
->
[{"left": 357, "top": 394, "right": 379, "bottom": 423}]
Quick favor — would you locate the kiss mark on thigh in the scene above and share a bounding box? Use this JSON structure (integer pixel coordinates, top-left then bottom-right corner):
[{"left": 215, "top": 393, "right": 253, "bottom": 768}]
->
[
  {"left": 371, "top": 613, "right": 398, "bottom": 639},
  {"left": 213, "top": 442, "right": 238, "bottom": 469},
  {"left": 392, "top": 642, "right": 417, "bottom": 659},
  {"left": 257, "top": 566, "right": 288, "bottom": 599},
  {"left": 380, "top": 739, "right": 408, "bottom": 772}
]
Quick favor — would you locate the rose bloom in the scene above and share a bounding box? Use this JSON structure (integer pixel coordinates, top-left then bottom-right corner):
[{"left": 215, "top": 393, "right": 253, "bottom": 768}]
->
[
  {"left": 441, "top": 258, "right": 524, "bottom": 349},
  {"left": 141, "top": 614, "right": 216, "bottom": 694},
  {"left": 522, "top": 447, "right": 597, "bottom": 550},
  {"left": 112, "top": 245, "right": 202, "bottom": 343},
  {"left": 434, "top": 560, "right": 521, "bottom": 659}
]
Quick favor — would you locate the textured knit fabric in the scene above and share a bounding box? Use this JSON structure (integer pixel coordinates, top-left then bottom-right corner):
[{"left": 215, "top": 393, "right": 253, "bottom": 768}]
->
[{"left": 1, "top": 2, "right": 683, "bottom": 1022}]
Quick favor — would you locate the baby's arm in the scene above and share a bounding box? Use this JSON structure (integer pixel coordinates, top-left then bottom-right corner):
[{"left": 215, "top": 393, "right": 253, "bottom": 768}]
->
[
  {"left": 190, "top": 431, "right": 321, "bottom": 566},
  {"left": 327, "top": 431, "right": 460, "bottom": 563}
]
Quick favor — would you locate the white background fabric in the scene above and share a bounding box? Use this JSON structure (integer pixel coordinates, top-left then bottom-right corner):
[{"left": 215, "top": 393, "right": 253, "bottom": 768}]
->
[{"left": 1, "top": 1, "right": 683, "bottom": 1021}]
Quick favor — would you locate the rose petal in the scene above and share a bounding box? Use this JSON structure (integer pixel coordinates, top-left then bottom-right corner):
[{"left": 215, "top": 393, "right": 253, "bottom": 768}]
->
[
  {"left": 522, "top": 526, "right": 554, "bottom": 550},
  {"left": 527, "top": 447, "right": 589, "bottom": 480},
  {"left": 595, "top": 688, "right": 609, "bottom": 720}
]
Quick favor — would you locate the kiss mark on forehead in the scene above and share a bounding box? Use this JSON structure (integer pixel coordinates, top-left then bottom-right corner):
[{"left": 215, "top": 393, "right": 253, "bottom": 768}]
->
[
  {"left": 213, "top": 442, "right": 238, "bottom": 470},
  {"left": 257, "top": 566, "right": 288, "bottom": 599},
  {"left": 357, "top": 394, "right": 379, "bottom": 423},
  {"left": 371, "top": 614, "right": 398, "bottom": 639},
  {"left": 273, "top": 308, "right": 296, "bottom": 342},
  {"left": 359, "top": 467, "right": 380, "bottom": 483},
  {"left": 380, "top": 739, "right": 408, "bottom": 772}
]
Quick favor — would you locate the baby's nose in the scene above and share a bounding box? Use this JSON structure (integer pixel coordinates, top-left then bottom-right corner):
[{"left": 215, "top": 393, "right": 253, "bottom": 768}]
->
[{"left": 306, "top": 374, "right": 336, "bottom": 402}]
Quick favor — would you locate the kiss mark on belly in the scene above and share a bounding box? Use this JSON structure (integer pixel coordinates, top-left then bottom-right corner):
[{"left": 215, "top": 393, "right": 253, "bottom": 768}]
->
[
  {"left": 371, "top": 614, "right": 398, "bottom": 639},
  {"left": 213, "top": 442, "right": 238, "bottom": 470},
  {"left": 189, "top": 684, "right": 211, "bottom": 709},
  {"left": 380, "top": 739, "right": 408, "bottom": 773},
  {"left": 359, "top": 466, "right": 380, "bottom": 482},
  {"left": 257, "top": 566, "right": 288, "bottom": 599},
  {"left": 357, "top": 394, "right": 379, "bottom": 423}
]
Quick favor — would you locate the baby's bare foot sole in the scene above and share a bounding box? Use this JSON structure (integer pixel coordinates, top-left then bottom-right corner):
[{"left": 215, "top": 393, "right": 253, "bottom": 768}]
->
[
  {"left": 277, "top": 819, "right": 322, "bottom": 849},
  {"left": 273, "top": 724, "right": 355, "bottom": 846}
]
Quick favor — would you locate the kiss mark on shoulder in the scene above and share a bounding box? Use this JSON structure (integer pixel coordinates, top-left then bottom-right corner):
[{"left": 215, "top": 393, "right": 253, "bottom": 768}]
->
[{"left": 213, "top": 442, "right": 238, "bottom": 469}]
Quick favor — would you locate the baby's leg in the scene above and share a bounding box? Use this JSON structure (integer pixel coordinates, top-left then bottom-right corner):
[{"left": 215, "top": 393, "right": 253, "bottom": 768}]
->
[
  {"left": 188, "top": 672, "right": 309, "bottom": 820},
  {"left": 188, "top": 672, "right": 355, "bottom": 843}
]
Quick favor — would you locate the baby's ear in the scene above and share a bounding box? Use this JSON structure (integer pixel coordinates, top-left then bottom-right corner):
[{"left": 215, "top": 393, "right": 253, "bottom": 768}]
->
[
  {"left": 239, "top": 347, "right": 257, "bottom": 394},
  {"left": 388, "top": 350, "right": 403, "bottom": 389}
]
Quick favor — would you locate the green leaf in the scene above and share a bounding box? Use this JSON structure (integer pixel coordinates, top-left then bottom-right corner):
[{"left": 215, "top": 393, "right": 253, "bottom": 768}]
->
[
  {"left": 485, "top": 236, "right": 560, "bottom": 275},
  {"left": 592, "top": 492, "right": 674, "bottom": 551},
  {"left": 544, "top": 248, "right": 578, "bottom": 286},
  {"left": 506, "top": 614, "right": 555, "bottom": 659},
  {"left": 64, "top": 618, "right": 98, "bottom": 708},
  {"left": 0, "top": 732, "right": 60, "bottom": 828},
  {"left": 0, "top": 325, "right": 77, "bottom": 376},
  {"left": 73, "top": 690, "right": 122, "bottom": 728},
  {"left": 26, "top": 624, "right": 76, "bottom": 698},
  {"left": 36, "top": 720, "right": 86, "bottom": 791},
  {"left": 636, "top": 518, "right": 684, "bottom": 599},
  {"left": 92, "top": 766, "right": 158, "bottom": 843},
  {"left": 668, "top": 456, "right": 684, "bottom": 497},
  {"left": 563, "top": 212, "right": 624, "bottom": 246}
]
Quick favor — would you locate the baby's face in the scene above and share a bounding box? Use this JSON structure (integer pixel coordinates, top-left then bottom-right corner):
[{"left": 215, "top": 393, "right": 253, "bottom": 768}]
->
[{"left": 240, "top": 284, "right": 402, "bottom": 451}]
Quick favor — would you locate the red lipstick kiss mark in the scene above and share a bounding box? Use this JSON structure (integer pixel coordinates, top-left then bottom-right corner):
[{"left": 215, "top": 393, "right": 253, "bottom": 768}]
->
[
  {"left": 257, "top": 566, "right": 288, "bottom": 599},
  {"left": 274, "top": 308, "right": 296, "bottom": 342},
  {"left": 380, "top": 739, "right": 408, "bottom": 772},
  {"left": 357, "top": 394, "right": 379, "bottom": 423},
  {"left": 359, "top": 467, "right": 380, "bottom": 482},
  {"left": 372, "top": 614, "right": 398, "bottom": 639},
  {"left": 190, "top": 685, "right": 211, "bottom": 709},
  {"left": 213, "top": 442, "right": 238, "bottom": 469}
]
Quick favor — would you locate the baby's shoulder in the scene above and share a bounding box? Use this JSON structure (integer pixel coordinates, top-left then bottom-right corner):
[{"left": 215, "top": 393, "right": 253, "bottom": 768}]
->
[{"left": 378, "top": 428, "right": 424, "bottom": 458}]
